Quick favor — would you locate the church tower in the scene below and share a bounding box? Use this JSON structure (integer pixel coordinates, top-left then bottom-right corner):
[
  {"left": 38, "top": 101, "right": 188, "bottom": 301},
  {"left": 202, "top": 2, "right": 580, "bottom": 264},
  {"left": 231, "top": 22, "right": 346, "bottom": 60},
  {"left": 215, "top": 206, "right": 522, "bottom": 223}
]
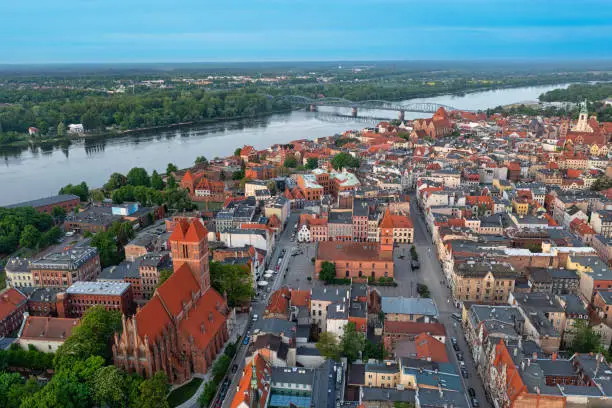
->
[
  {"left": 379, "top": 208, "right": 395, "bottom": 252},
  {"left": 168, "top": 219, "right": 211, "bottom": 291},
  {"left": 572, "top": 100, "right": 593, "bottom": 133}
]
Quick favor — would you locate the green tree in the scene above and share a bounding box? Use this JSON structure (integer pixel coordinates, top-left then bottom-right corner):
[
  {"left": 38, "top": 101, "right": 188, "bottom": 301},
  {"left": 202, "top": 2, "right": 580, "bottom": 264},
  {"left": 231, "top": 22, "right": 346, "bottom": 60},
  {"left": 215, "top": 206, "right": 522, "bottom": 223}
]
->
[
  {"left": 198, "top": 381, "right": 216, "bottom": 407},
  {"left": 195, "top": 156, "right": 208, "bottom": 165},
  {"left": 209, "top": 262, "right": 255, "bottom": 306},
  {"left": 59, "top": 182, "right": 89, "bottom": 201},
  {"left": 51, "top": 206, "right": 66, "bottom": 223},
  {"left": 19, "top": 225, "right": 41, "bottom": 249},
  {"left": 319, "top": 261, "right": 336, "bottom": 283},
  {"left": 166, "top": 174, "right": 177, "bottom": 190},
  {"left": 211, "top": 355, "right": 230, "bottom": 383},
  {"left": 166, "top": 163, "right": 178, "bottom": 174},
  {"left": 90, "top": 190, "right": 105, "bottom": 202},
  {"left": 91, "top": 365, "right": 127, "bottom": 408},
  {"left": 165, "top": 187, "right": 193, "bottom": 212},
  {"left": 157, "top": 268, "right": 173, "bottom": 288},
  {"left": 105, "top": 173, "right": 127, "bottom": 191},
  {"left": 233, "top": 148, "right": 242, "bottom": 156},
  {"left": 305, "top": 157, "right": 318, "bottom": 170},
  {"left": 54, "top": 307, "right": 122, "bottom": 369},
  {"left": 340, "top": 322, "right": 365, "bottom": 363},
  {"left": 232, "top": 170, "right": 245, "bottom": 180},
  {"left": 316, "top": 332, "right": 340, "bottom": 360},
  {"left": 138, "top": 372, "right": 169, "bottom": 408},
  {"left": 266, "top": 180, "right": 277, "bottom": 195},
  {"left": 330, "top": 152, "right": 360, "bottom": 170},
  {"left": 90, "top": 231, "right": 122, "bottom": 267},
  {"left": 570, "top": 320, "right": 602, "bottom": 354},
  {"left": 150, "top": 170, "right": 164, "bottom": 190},
  {"left": 126, "top": 167, "right": 150, "bottom": 187},
  {"left": 57, "top": 122, "right": 65, "bottom": 137},
  {"left": 363, "top": 340, "right": 385, "bottom": 361},
  {"left": 40, "top": 226, "right": 63, "bottom": 247},
  {"left": 283, "top": 156, "right": 298, "bottom": 168}
]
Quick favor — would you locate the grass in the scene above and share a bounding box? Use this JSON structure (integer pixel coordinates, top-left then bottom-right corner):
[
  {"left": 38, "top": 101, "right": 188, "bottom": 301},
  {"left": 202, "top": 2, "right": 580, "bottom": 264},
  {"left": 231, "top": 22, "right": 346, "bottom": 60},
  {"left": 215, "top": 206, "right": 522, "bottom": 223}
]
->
[
  {"left": 167, "top": 377, "right": 203, "bottom": 408},
  {"left": 193, "top": 201, "right": 224, "bottom": 211}
]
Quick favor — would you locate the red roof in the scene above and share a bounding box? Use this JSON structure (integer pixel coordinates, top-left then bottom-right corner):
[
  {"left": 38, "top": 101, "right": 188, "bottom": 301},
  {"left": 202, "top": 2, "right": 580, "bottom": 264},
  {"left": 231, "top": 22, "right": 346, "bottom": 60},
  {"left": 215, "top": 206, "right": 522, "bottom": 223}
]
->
[
  {"left": 183, "top": 220, "right": 208, "bottom": 242},
  {"left": 415, "top": 333, "right": 449, "bottom": 363},
  {"left": 383, "top": 321, "right": 446, "bottom": 337},
  {"left": 230, "top": 353, "right": 270, "bottom": 408},
  {"left": 20, "top": 316, "right": 79, "bottom": 341},
  {"left": 290, "top": 290, "right": 311, "bottom": 307},
  {"left": 135, "top": 295, "right": 172, "bottom": 341},
  {"left": 156, "top": 263, "right": 200, "bottom": 316},
  {"left": 179, "top": 288, "right": 227, "bottom": 350},
  {"left": 182, "top": 170, "right": 195, "bottom": 184},
  {"left": 168, "top": 219, "right": 189, "bottom": 242},
  {"left": 0, "top": 288, "right": 27, "bottom": 322}
]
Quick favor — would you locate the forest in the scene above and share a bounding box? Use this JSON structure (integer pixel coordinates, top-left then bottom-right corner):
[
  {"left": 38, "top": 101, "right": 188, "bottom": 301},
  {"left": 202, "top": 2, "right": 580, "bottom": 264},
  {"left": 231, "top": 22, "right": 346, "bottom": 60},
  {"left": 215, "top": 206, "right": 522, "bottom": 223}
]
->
[{"left": 539, "top": 83, "right": 612, "bottom": 122}]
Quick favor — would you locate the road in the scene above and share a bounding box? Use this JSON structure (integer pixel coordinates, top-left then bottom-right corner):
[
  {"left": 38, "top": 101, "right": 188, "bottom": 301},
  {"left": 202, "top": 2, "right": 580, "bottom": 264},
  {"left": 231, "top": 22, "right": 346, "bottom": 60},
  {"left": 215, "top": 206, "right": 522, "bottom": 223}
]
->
[
  {"left": 219, "top": 211, "right": 303, "bottom": 408},
  {"left": 409, "top": 196, "right": 490, "bottom": 408}
]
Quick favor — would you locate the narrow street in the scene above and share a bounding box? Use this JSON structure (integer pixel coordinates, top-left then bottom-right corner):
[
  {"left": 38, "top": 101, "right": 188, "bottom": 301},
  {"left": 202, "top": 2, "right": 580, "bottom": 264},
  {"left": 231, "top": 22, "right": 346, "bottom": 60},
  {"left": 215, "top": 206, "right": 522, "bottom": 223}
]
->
[{"left": 409, "top": 196, "right": 490, "bottom": 408}]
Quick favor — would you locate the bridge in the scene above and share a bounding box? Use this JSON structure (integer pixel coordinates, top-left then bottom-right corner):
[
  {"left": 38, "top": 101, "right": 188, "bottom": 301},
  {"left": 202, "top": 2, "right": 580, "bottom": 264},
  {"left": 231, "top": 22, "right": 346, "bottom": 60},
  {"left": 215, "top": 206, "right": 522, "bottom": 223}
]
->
[{"left": 271, "top": 95, "right": 463, "bottom": 120}]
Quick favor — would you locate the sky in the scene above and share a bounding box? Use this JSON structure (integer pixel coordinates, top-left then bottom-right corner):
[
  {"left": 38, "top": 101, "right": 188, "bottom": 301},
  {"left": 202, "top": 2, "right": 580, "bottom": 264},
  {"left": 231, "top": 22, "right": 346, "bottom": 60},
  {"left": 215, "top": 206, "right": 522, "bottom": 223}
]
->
[{"left": 2, "top": 0, "right": 612, "bottom": 63}]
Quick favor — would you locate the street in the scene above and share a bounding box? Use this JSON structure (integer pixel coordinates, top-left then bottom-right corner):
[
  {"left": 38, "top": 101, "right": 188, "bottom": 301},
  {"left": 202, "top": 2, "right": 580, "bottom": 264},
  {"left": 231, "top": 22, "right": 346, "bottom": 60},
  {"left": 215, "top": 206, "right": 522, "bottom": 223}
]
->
[{"left": 408, "top": 196, "right": 490, "bottom": 408}]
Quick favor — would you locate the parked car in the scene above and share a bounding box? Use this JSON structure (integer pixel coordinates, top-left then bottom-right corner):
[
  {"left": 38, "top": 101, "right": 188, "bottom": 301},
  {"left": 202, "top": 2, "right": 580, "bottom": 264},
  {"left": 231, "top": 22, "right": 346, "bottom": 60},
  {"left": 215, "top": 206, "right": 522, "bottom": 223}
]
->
[
  {"left": 453, "top": 343, "right": 460, "bottom": 351},
  {"left": 450, "top": 337, "right": 457, "bottom": 345},
  {"left": 468, "top": 388, "right": 476, "bottom": 398},
  {"left": 242, "top": 336, "right": 250, "bottom": 345},
  {"left": 471, "top": 398, "right": 479, "bottom": 407},
  {"left": 252, "top": 314, "right": 259, "bottom": 322},
  {"left": 461, "top": 368, "right": 469, "bottom": 378},
  {"left": 232, "top": 364, "right": 238, "bottom": 373},
  {"left": 456, "top": 352, "right": 464, "bottom": 361},
  {"left": 411, "top": 260, "right": 420, "bottom": 269}
]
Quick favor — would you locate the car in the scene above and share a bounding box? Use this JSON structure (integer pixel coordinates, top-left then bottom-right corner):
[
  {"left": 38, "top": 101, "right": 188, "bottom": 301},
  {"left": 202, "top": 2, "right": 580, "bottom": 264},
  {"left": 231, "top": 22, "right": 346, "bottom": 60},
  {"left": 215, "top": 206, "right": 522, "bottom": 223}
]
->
[
  {"left": 461, "top": 368, "right": 469, "bottom": 379},
  {"left": 232, "top": 364, "right": 238, "bottom": 373},
  {"left": 456, "top": 352, "right": 464, "bottom": 361},
  {"left": 450, "top": 337, "right": 457, "bottom": 345},
  {"left": 468, "top": 388, "right": 476, "bottom": 398},
  {"left": 451, "top": 313, "right": 462, "bottom": 321},
  {"left": 459, "top": 361, "right": 465, "bottom": 368},
  {"left": 471, "top": 398, "right": 479, "bottom": 407},
  {"left": 411, "top": 260, "right": 420, "bottom": 269},
  {"left": 242, "top": 336, "right": 250, "bottom": 345},
  {"left": 453, "top": 343, "right": 460, "bottom": 351},
  {"left": 276, "top": 265, "right": 280, "bottom": 271},
  {"left": 252, "top": 314, "right": 259, "bottom": 321}
]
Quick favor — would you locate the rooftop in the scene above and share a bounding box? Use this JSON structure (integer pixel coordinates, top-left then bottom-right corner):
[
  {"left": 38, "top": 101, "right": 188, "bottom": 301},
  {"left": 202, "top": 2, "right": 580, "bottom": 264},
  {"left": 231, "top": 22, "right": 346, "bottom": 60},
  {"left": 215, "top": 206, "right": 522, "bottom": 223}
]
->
[
  {"left": 66, "top": 281, "right": 131, "bottom": 296},
  {"left": 381, "top": 297, "right": 439, "bottom": 317},
  {"left": 5, "top": 194, "right": 79, "bottom": 209},
  {"left": 30, "top": 246, "right": 98, "bottom": 271}
]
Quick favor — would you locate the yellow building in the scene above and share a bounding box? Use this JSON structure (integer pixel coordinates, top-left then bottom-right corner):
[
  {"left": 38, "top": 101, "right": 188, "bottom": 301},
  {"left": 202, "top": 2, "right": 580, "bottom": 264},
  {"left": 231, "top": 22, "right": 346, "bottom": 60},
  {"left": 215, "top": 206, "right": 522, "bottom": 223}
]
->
[
  {"left": 451, "top": 261, "right": 519, "bottom": 303},
  {"left": 364, "top": 362, "right": 400, "bottom": 388},
  {"left": 511, "top": 198, "right": 530, "bottom": 217}
]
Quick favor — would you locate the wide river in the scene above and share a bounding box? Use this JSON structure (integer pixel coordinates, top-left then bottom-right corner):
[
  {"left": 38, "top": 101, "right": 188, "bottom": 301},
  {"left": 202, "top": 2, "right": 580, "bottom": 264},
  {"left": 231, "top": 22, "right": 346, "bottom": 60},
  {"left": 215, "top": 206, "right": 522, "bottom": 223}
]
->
[{"left": 0, "top": 83, "right": 570, "bottom": 206}]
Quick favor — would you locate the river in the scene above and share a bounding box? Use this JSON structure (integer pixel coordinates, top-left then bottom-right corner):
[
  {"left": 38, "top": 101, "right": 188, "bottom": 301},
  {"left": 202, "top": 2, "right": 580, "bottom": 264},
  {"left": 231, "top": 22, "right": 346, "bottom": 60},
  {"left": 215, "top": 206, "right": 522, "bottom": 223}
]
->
[{"left": 0, "top": 83, "right": 570, "bottom": 206}]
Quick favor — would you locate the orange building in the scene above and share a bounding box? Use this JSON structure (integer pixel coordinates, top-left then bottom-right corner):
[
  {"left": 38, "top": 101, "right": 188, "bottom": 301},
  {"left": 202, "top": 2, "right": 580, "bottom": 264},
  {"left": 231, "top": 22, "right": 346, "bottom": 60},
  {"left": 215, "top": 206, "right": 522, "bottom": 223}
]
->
[
  {"left": 296, "top": 174, "right": 324, "bottom": 201},
  {"left": 113, "top": 219, "right": 229, "bottom": 383},
  {"left": 315, "top": 232, "right": 394, "bottom": 280},
  {"left": 230, "top": 353, "right": 270, "bottom": 408}
]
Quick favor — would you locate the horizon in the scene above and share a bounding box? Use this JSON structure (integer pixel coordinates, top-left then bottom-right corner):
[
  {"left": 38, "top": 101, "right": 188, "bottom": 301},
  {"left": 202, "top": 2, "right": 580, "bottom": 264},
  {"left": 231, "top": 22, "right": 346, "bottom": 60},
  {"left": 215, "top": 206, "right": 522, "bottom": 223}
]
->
[{"left": 4, "top": 0, "right": 612, "bottom": 64}]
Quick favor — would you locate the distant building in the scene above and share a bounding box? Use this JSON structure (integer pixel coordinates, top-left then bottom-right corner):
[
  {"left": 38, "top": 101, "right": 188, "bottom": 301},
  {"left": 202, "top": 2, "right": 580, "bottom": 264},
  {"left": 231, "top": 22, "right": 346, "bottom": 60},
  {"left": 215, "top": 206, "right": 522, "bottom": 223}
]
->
[
  {"left": 30, "top": 245, "right": 101, "bottom": 289},
  {"left": 58, "top": 281, "right": 134, "bottom": 318},
  {"left": 68, "top": 124, "right": 84, "bottom": 134},
  {"left": 4, "top": 194, "right": 80, "bottom": 215}
]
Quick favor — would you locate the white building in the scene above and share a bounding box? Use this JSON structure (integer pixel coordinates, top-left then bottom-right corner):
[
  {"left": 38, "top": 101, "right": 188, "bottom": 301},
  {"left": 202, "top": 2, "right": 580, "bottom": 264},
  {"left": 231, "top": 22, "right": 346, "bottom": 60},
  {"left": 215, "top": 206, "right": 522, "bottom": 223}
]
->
[{"left": 297, "top": 224, "right": 311, "bottom": 243}]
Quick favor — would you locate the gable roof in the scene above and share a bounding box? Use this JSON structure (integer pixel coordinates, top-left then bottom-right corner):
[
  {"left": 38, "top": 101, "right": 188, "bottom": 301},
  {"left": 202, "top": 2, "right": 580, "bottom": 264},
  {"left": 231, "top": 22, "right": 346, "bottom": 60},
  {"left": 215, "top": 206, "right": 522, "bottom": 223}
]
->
[
  {"left": 135, "top": 295, "right": 173, "bottom": 341},
  {"left": 183, "top": 220, "right": 208, "bottom": 242},
  {"left": 230, "top": 353, "right": 270, "bottom": 408},
  {"left": 20, "top": 316, "right": 79, "bottom": 341},
  {"left": 156, "top": 263, "right": 200, "bottom": 316},
  {"left": 0, "top": 288, "right": 27, "bottom": 322}
]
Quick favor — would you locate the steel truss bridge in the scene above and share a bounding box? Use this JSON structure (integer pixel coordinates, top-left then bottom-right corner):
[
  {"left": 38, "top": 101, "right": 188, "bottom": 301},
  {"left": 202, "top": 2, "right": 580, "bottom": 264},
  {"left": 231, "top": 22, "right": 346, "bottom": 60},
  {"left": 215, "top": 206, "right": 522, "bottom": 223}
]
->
[{"left": 271, "top": 95, "right": 461, "bottom": 114}]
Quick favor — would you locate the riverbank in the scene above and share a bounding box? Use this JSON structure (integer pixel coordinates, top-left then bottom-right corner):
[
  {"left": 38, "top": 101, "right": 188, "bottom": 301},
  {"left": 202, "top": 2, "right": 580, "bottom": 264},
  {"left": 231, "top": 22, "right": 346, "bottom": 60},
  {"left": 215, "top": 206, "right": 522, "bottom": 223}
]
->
[{"left": 0, "top": 108, "right": 294, "bottom": 150}]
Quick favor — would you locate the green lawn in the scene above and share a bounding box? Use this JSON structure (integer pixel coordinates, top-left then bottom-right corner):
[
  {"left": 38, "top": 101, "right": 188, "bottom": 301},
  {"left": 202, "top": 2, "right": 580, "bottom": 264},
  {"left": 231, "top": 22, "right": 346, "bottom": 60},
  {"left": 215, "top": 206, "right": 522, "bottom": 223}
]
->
[
  {"left": 193, "top": 201, "right": 224, "bottom": 211},
  {"left": 167, "top": 377, "right": 203, "bottom": 407}
]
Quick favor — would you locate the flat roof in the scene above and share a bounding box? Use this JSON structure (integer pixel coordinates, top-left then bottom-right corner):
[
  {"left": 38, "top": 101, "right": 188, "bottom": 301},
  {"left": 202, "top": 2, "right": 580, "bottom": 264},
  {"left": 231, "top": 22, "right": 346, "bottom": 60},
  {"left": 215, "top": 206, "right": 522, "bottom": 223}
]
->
[
  {"left": 30, "top": 246, "right": 98, "bottom": 271},
  {"left": 66, "top": 281, "right": 130, "bottom": 296}
]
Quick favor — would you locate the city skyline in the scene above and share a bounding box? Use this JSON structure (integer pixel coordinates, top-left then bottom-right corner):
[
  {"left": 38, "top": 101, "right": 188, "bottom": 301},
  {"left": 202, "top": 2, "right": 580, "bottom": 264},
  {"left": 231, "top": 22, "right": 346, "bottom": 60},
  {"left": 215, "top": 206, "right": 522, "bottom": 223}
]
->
[{"left": 3, "top": 0, "right": 612, "bottom": 63}]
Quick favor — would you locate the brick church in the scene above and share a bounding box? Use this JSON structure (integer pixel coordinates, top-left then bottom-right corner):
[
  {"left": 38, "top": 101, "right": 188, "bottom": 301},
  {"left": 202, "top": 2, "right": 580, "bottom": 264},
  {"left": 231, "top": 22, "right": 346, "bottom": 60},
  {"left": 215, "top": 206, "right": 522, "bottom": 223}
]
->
[{"left": 113, "top": 219, "right": 229, "bottom": 384}]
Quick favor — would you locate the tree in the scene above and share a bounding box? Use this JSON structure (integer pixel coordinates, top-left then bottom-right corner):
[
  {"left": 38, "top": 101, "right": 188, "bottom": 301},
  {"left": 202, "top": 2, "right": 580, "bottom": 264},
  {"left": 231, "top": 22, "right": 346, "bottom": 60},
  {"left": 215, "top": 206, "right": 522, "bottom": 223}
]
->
[
  {"left": 198, "top": 381, "right": 216, "bottom": 407},
  {"left": 59, "top": 182, "right": 89, "bottom": 201},
  {"left": 166, "top": 175, "right": 177, "bottom": 190},
  {"left": 91, "top": 365, "right": 127, "bottom": 408},
  {"left": 363, "top": 340, "right": 385, "bottom": 361},
  {"left": 126, "top": 167, "right": 150, "bottom": 187},
  {"left": 90, "top": 190, "right": 105, "bottom": 202},
  {"left": 91, "top": 231, "right": 122, "bottom": 267},
  {"left": 410, "top": 245, "right": 418, "bottom": 261},
  {"left": 19, "top": 225, "right": 41, "bottom": 249},
  {"left": 166, "top": 163, "right": 178, "bottom": 174},
  {"left": 331, "top": 152, "right": 360, "bottom": 170},
  {"left": 57, "top": 122, "right": 65, "bottom": 137},
  {"left": 305, "top": 157, "right": 318, "bottom": 170},
  {"left": 150, "top": 170, "right": 164, "bottom": 190},
  {"left": 283, "top": 156, "right": 298, "bottom": 168},
  {"left": 316, "top": 332, "right": 340, "bottom": 360},
  {"left": 157, "top": 268, "right": 173, "bottom": 288},
  {"left": 195, "top": 156, "right": 208, "bottom": 165},
  {"left": 54, "top": 307, "right": 122, "bottom": 369},
  {"left": 233, "top": 148, "right": 242, "bottom": 157},
  {"left": 211, "top": 355, "right": 231, "bottom": 383},
  {"left": 138, "top": 372, "right": 169, "bottom": 408},
  {"left": 209, "top": 262, "right": 255, "bottom": 306},
  {"left": 319, "top": 261, "right": 336, "bottom": 283},
  {"left": 570, "top": 320, "right": 602, "bottom": 354},
  {"left": 340, "top": 322, "right": 365, "bottom": 363},
  {"left": 266, "top": 180, "right": 277, "bottom": 195},
  {"left": 40, "top": 226, "right": 63, "bottom": 247},
  {"left": 232, "top": 170, "right": 245, "bottom": 180},
  {"left": 51, "top": 206, "right": 66, "bottom": 223},
  {"left": 105, "top": 173, "right": 127, "bottom": 190}
]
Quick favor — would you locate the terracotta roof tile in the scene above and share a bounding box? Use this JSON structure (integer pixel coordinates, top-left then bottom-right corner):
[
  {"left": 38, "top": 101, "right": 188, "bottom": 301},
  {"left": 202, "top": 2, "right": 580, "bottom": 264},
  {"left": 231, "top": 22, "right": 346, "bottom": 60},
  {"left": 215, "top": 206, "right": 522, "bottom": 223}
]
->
[
  {"left": 20, "top": 316, "right": 79, "bottom": 341},
  {"left": 156, "top": 263, "right": 200, "bottom": 316},
  {"left": 183, "top": 220, "right": 208, "bottom": 242},
  {"left": 0, "top": 288, "right": 27, "bottom": 322}
]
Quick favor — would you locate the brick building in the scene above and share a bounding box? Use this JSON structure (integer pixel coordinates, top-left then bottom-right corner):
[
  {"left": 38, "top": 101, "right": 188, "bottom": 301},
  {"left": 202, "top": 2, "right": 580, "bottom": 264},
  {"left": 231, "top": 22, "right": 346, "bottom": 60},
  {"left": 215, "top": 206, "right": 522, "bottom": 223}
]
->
[
  {"left": 113, "top": 219, "right": 229, "bottom": 384},
  {"left": 0, "top": 288, "right": 28, "bottom": 337},
  {"left": 5, "top": 194, "right": 80, "bottom": 215},
  {"left": 57, "top": 281, "right": 135, "bottom": 318},
  {"left": 30, "top": 246, "right": 101, "bottom": 289}
]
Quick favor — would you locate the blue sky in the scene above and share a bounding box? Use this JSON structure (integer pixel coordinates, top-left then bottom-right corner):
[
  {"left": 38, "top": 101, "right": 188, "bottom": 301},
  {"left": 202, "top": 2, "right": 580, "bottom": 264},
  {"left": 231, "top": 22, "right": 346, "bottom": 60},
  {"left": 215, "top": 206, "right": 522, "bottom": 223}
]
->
[{"left": 2, "top": 0, "right": 612, "bottom": 63}]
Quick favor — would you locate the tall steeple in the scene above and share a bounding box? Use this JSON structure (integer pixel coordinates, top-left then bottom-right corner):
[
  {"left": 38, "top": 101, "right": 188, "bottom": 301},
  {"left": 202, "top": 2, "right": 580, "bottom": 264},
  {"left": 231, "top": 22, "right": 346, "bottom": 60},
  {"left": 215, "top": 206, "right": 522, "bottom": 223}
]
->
[
  {"left": 572, "top": 99, "right": 593, "bottom": 133},
  {"left": 379, "top": 208, "right": 394, "bottom": 252}
]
